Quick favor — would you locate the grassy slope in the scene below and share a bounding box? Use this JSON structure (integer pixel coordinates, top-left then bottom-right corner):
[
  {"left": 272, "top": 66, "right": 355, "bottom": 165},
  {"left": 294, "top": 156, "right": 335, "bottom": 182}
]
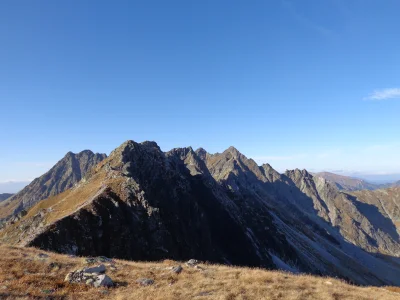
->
[{"left": 0, "top": 244, "right": 399, "bottom": 300}]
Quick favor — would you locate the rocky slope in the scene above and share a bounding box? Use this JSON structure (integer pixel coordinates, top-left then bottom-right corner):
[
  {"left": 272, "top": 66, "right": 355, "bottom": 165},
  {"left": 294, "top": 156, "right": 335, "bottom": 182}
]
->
[
  {"left": 350, "top": 187, "right": 400, "bottom": 231},
  {"left": 1, "top": 141, "right": 400, "bottom": 286},
  {"left": 0, "top": 150, "right": 106, "bottom": 221},
  {"left": 0, "top": 194, "right": 13, "bottom": 202},
  {"left": 314, "top": 172, "right": 380, "bottom": 191}
]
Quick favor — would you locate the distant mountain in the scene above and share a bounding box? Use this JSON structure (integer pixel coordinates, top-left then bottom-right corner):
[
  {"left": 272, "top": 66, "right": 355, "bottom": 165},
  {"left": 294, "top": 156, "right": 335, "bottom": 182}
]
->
[
  {"left": 313, "top": 172, "right": 381, "bottom": 191},
  {"left": 0, "top": 193, "right": 13, "bottom": 202},
  {"left": 392, "top": 180, "right": 400, "bottom": 187},
  {"left": 0, "top": 150, "right": 106, "bottom": 220},
  {"left": 2, "top": 140, "right": 400, "bottom": 286}
]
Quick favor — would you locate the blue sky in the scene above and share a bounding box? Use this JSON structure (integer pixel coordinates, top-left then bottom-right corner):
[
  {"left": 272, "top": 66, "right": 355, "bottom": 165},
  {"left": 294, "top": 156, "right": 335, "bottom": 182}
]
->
[{"left": 1, "top": 0, "right": 400, "bottom": 191}]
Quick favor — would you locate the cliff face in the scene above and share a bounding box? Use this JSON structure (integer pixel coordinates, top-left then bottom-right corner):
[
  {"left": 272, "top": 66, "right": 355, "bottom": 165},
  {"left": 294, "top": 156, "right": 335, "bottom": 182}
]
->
[
  {"left": 350, "top": 187, "right": 400, "bottom": 232},
  {"left": 1, "top": 140, "right": 400, "bottom": 286},
  {"left": 0, "top": 150, "right": 106, "bottom": 221}
]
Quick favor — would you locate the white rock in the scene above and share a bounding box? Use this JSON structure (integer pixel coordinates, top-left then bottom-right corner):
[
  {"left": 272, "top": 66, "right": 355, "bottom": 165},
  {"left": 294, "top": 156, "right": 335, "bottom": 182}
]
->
[{"left": 186, "top": 259, "right": 199, "bottom": 267}]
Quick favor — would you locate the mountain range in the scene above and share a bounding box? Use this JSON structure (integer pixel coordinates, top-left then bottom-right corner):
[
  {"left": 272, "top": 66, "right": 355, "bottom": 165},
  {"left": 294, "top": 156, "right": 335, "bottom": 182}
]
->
[
  {"left": 0, "top": 193, "right": 13, "bottom": 202},
  {"left": 314, "top": 171, "right": 400, "bottom": 191},
  {"left": 1, "top": 140, "right": 400, "bottom": 287}
]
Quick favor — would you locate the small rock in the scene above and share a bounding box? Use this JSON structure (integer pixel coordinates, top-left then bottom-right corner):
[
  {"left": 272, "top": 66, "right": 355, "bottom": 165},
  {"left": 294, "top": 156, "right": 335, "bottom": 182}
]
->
[
  {"left": 85, "top": 257, "right": 97, "bottom": 264},
  {"left": 65, "top": 273, "right": 73, "bottom": 282},
  {"left": 325, "top": 281, "right": 333, "bottom": 285},
  {"left": 83, "top": 264, "right": 106, "bottom": 274},
  {"left": 93, "top": 274, "right": 114, "bottom": 288},
  {"left": 171, "top": 265, "right": 183, "bottom": 274},
  {"left": 197, "top": 291, "right": 212, "bottom": 296},
  {"left": 38, "top": 253, "right": 49, "bottom": 259},
  {"left": 86, "top": 278, "right": 94, "bottom": 285},
  {"left": 136, "top": 278, "right": 154, "bottom": 286},
  {"left": 186, "top": 259, "right": 199, "bottom": 267},
  {"left": 48, "top": 262, "right": 61, "bottom": 271}
]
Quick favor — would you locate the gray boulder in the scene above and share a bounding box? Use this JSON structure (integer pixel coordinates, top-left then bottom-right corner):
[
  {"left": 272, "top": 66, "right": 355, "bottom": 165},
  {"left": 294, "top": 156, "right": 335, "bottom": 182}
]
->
[
  {"left": 82, "top": 264, "right": 106, "bottom": 274},
  {"left": 171, "top": 265, "right": 183, "bottom": 274},
  {"left": 65, "top": 268, "right": 113, "bottom": 288}
]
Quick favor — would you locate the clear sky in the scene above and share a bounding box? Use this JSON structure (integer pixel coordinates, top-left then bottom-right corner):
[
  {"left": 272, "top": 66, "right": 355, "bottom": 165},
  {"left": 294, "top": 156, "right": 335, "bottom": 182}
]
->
[{"left": 1, "top": 0, "right": 400, "bottom": 191}]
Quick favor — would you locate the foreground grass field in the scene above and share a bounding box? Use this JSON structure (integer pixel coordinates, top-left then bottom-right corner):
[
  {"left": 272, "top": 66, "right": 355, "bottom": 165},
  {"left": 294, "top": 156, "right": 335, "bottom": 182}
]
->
[{"left": 0, "top": 244, "right": 399, "bottom": 300}]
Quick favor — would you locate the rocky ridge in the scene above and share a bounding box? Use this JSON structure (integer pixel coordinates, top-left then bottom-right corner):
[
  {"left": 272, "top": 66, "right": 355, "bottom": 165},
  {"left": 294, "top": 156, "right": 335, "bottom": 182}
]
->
[
  {"left": 1, "top": 140, "right": 400, "bottom": 286},
  {"left": 0, "top": 150, "right": 106, "bottom": 222}
]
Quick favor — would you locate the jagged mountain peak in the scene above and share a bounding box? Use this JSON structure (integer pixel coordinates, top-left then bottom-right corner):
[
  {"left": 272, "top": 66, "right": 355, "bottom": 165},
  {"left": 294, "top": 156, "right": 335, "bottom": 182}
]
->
[
  {"left": 225, "top": 146, "right": 242, "bottom": 156},
  {"left": 2, "top": 140, "right": 400, "bottom": 287},
  {"left": 260, "top": 163, "right": 282, "bottom": 182},
  {"left": 195, "top": 147, "right": 208, "bottom": 161},
  {"left": 285, "top": 168, "right": 314, "bottom": 180}
]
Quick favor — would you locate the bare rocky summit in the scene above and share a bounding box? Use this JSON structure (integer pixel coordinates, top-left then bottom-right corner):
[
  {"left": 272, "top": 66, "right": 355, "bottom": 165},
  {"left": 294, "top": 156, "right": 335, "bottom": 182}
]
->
[
  {"left": 1, "top": 140, "right": 400, "bottom": 287},
  {"left": 0, "top": 150, "right": 106, "bottom": 221}
]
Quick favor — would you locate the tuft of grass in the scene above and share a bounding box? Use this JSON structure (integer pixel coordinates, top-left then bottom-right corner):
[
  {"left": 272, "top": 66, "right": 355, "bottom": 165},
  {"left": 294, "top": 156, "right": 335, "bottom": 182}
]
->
[{"left": 0, "top": 243, "right": 399, "bottom": 300}]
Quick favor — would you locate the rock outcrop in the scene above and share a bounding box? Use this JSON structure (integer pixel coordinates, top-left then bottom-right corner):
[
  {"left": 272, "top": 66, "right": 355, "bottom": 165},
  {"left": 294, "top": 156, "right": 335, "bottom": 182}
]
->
[{"left": 65, "top": 264, "right": 114, "bottom": 287}]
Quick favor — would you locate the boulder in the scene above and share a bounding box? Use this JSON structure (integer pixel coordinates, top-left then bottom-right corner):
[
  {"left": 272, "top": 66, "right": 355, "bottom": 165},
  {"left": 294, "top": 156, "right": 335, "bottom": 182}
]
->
[
  {"left": 171, "top": 265, "right": 183, "bottom": 274},
  {"left": 37, "top": 253, "right": 49, "bottom": 259},
  {"left": 65, "top": 269, "right": 113, "bottom": 288},
  {"left": 82, "top": 264, "right": 106, "bottom": 274},
  {"left": 93, "top": 274, "right": 113, "bottom": 288},
  {"left": 186, "top": 259, "right": 199, "bottom": 267}
]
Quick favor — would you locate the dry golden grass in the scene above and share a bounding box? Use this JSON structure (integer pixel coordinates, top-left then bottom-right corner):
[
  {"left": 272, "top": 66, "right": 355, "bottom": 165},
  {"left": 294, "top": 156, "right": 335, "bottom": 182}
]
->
[{"left": 0, "top": 244, "right": 398, "bottom": 300}]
